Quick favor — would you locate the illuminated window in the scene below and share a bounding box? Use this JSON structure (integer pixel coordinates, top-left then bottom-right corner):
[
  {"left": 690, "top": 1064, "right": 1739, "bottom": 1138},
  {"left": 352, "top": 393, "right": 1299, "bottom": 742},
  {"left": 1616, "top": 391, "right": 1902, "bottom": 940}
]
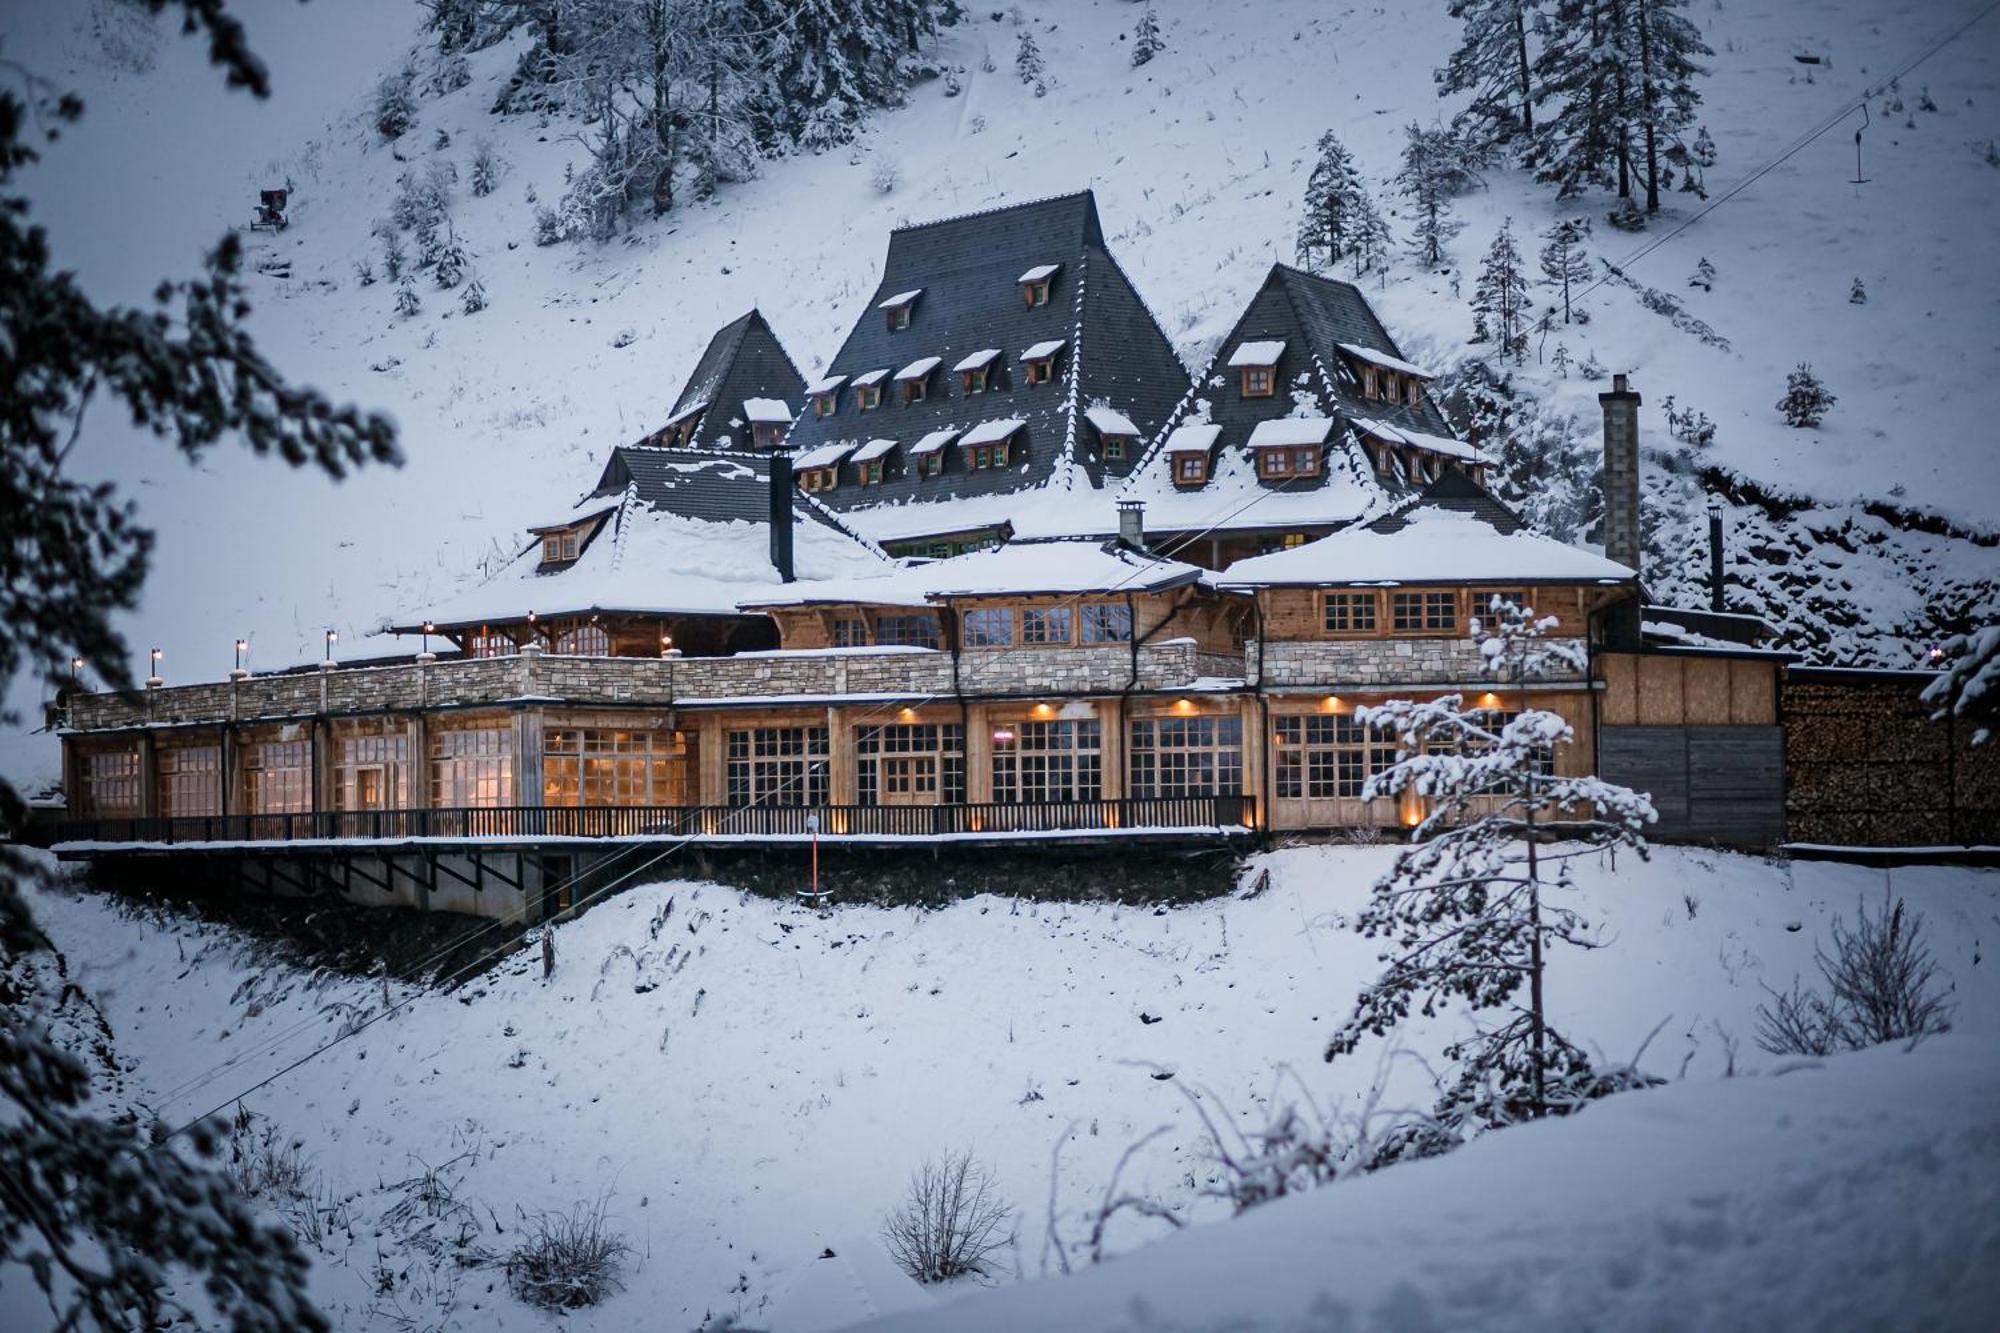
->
[
  {"left": 992, "top": 720, "right": 1100, "bottom": 802},
  {"left": 243, "top": 739, "right": 311, "bottom": 814},
  {"left": 335, "top": 724, "right": 409, "bottom": 811},
  {"left": 856, "top": 724, "right": 964, "bottom": 806},
  {"left": 430, "top": 725, "right": 513, "bottom": 808},
  {"left": 543, "top": 729, "right": 688, "bottom": 807},
  {"left": 84, "top": 750, "right": 142, "bottom": 818},
  {"left": 553, "top": 625, "right": 610, "bottom": 656},
  {"left": 469, "top": 631, "right": 517, "bottom": 658},
  {"left": 1273, "top": 715, "right": 1399, "bottom": 799},
  {"left": 157, "top": 745, "right": 222, "bottom": 818}
]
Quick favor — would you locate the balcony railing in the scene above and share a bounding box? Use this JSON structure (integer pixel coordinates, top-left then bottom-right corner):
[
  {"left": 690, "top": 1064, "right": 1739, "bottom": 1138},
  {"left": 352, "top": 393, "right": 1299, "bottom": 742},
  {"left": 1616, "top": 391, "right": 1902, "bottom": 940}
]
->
[{"left": 40, "top": 797, "right": 1257, "bottom": 847}]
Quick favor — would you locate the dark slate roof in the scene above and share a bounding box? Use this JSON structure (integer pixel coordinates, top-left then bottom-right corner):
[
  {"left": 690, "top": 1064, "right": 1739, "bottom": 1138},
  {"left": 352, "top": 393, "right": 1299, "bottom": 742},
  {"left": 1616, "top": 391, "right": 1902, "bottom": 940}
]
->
[
  {"left": 648, "top": 309, "right": 806, "bottom": 449},
  {"left": 1126, "top": 263, "right": 1463, "bottom": 507},
  {"left": 1368, "top": 469, "right": 1524, "bottom": 534},
  {"left": 590, "top": 446, "right": 878, "bottom": 546},
  {"left": 778, "top": 190, "right": 1189, "bottom": 521}
]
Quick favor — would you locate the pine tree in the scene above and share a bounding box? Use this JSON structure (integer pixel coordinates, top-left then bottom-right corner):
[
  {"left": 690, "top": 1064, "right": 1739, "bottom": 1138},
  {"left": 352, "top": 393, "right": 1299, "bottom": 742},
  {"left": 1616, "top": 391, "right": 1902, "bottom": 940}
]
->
[
  {"left": 1131, "top": 3, "right": 1164, "bottom": 68},
  {"left": 1436, "top": 0, "right": 1542, "bottom": 153},
  {"left": 1295, "top": 131, "right": 1372, "bottom": 272},
  {"left": 1348, "top": 192, "right": 1395, "bottom": 278},
  {"left": 1326, "top": 601, "right": 1656, "bottom": 1129},
  {"left": 396, "top": 277, "right": 423, "bottom": 316},
  {"left": 1396, "top": 123, "right": 1475, "bottom": 268},
  {"left": 1922, "top": 625, "right": 2000, "bottom": 746},
  {"left": 1849, "top": 276, "right": 1867, "bottom": 305},
  {"left": 1473, "top": 218, "right": 1532, "bottom": 361},
  {"left": 462, "top": 277, "right": 488, "bottom": 314},
  {"left": 1016, "top": 27, "right": 1045, "bottom": 86},
  {"left": 1538, "top": 216, "right": 1592, "bottom": 322},
  {"left": 1777, "top": 363, "right": 1836, "bottom": 427},
  {"left": 1531, "top": 0, "right": 1631, "bottom": 199},
  {"left": 1687, "top": 255, "right": 1714, "bottom": 290},
  {"left": 1, "top": 6, "right": 396, "bottom": 1328},
  {"left": 1629, "top": 0, "right": 1710, "bottom": 211}
]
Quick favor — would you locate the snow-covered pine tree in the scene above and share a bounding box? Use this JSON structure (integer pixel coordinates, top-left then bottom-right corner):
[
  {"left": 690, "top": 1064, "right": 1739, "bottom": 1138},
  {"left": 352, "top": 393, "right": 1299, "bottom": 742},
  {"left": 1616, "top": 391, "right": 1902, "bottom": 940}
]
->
[
  {"left": 1295, "top": 131, "right": 1372, "bottom": 272},
  {"left": 1131, "top": 2, "right": 1164, "bottom": 67},
  {"left": 1628, "top": 0, "right": 1710, "bottom": 211},
  {"left": 1687, "top": 255, "right": 1714, "bottom": 290},
  {"left": 1472, "top": 217, "right": 1531, "bottom": 362},
  {"left": 1348, "top": 192, "right": 1395, "bottom": 278},
  {"left": 1923, "top": 625, "right": 2000, "bottom": 745},
  {"left": 1538, "top": 216, "right": 1591, "bottom": 323},
  {"left": 1531, "top": 0, "right": 1631, "bottom": 198},
  {"left": 1, "top": 6, "right": 398, "bottom": 1328},
  {"left": 1016, "top": 27, "right": 1045, "bottom": 86},
  {"left": 1396, "top": 123, "right": 1475, "bottom": 268},
  {"left": 1777, "top": 363, "right": 1836, "bottom": 427},
  {"left": 1326, "top": 600, "right": 1656, "bottom": 1129},
  {"left": 1849, "top": 276, "right": 1867, "bottom": 304},
  {"left": 1436, "top": 0, "right": 1542, "bottom": 154},
  {"left": 462, "top": 277, "right": 488, "bottom": 313},
  {"left": 396, "top": 277, "right": 422, "bottom": 316}
]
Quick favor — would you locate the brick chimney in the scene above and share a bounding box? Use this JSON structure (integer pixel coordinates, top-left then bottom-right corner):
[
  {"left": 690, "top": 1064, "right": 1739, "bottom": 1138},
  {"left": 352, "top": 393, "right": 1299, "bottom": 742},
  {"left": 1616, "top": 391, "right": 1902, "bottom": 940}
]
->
[
  {"left": 768, "top": 454, "right": 795, "bottom": 582},
  {"left": 1599, "top": 372, "right": 1642, "bottom": 574}
]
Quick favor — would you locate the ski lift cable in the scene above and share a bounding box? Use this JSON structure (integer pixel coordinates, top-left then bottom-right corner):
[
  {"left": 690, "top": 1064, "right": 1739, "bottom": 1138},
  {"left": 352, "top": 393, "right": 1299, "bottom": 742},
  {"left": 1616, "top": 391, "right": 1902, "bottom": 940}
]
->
[{"left": 1575, "top": 0, "right": 2000, "bottom": 301}]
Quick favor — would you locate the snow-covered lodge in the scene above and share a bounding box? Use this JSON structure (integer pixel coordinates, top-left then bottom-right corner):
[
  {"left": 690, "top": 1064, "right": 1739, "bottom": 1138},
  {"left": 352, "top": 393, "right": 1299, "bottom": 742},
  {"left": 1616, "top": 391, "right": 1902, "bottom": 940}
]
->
[{"left": 48, "top": 190, "right": 1849, "bottom": 914}]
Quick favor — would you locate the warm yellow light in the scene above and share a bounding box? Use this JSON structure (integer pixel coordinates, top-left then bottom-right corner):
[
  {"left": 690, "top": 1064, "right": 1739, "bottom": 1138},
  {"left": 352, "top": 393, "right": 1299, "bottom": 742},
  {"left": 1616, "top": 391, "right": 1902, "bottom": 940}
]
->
[
  {"left": 1479, "top": 692, "right": 1502, "bottom": 709},
  {"left": 1033, "top": 702, "right": 1054, "bottom": 717},
  {"left": 1172, "top": 697, "right": 1195, "bottom": 715},
  {"left": 898, "top": 707, "right": 917, "bottom": 721},
  {"left": 1403, "top": 809, "right": 1422, "bottom": 827}
]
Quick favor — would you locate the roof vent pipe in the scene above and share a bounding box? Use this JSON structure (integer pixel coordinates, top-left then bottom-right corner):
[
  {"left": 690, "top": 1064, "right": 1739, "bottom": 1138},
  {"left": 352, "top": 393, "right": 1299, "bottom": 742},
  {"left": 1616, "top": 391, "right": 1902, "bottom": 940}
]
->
[
  {"left": 1117, "top": 499, "right": 1146, "bottom": 551},
  {"left": 768, "top": 455, "right": 795, "bottom": 582}
]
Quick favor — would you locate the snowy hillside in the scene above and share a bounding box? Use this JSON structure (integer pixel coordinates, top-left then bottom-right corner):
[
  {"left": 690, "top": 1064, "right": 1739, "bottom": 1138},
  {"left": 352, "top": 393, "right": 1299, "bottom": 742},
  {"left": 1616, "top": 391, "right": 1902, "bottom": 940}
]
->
[
  {"left": 14, "top": 845, "right": 2000, "bottom": 1330},
  {"left": 4, "top": 0, "right": 1997, "bottom": 784}
]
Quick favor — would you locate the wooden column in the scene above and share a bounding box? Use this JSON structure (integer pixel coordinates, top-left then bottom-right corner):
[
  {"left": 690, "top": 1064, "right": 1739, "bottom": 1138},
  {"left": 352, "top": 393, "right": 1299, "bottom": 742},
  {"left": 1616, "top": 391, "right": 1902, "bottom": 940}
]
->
[
  {"left": 312, "top": 718, "right": 335, "bottom": 814},
  {"left": 137, "top": 732, "right": 159, "bottom": 818},
  {"left": 964, "top": 702, "right": 993, "bottom": 803},
  {"left": 696, "top": 714, "right": 726, "bottom": 806},
  {"left": 514, "top": 710, "right": 544, "bottom": 808},
  {"left": 408, "top": 713, "right": 429, "bottom": 810},
  {"left": 1099, "top": 697, "right": 1125, "bottom": 800},
  {"left": 826, "top": 705, "right": 857, "bottom": 806}
]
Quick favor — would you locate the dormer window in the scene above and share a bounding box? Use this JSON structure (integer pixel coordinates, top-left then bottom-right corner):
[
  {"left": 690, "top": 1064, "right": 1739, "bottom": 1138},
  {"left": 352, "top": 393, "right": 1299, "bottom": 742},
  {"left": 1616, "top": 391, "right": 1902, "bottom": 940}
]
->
[
  {"left": 743, "top": 398, "right": 791, "bottom": 450},
  {"left": 851, "top": 368, "right": 888, "bottom": 411},
  {"left": 806, "top": 375, "right": 845, "bottom": 419},
  {"left": 1162, "top": 422, "right": 1221, "bottom": 489},
  {"left": 910, "top": 428, "right": 955, "bottom": 478},
  {"left": 896, "top": 356, "right": 941, "bottom": 403},
  {"left": 798, "top": 466, "right": 839, "bottom": 492},
  {"left": 1084, "top": 406, "right": 1139, "bottom": 465},
  {"left": 955, "top": 347, "right": 1000, "bottom": 394},
  {"left": 1339, "top": 342, "right": 1434, "bottom": 409},
  {"left": 1019, "top": 263, "right": 1059, "bottom": 307},
  {"left": 540, "top": 530, "right": 580, "bottom": 564},
  {"left": 1245, "top": 417, "right": 1332, "bottom": 480},
  {"left": 877, "top": 288, "right": 922, "bottom": 331},
  {"left": 1254, "top": 447, "right": 1323, "bottom": 479},
  {"left": 1102, "top": 436, "right": 1130, "bottom": 461},
  {"left": 960, "top": 417, "right": 1023, "bottom": 470},
  {"left": 1227, "top": 340, "right": 1285, "bottom": 399},
  {"left": 1020, "top": 339, "right": 1064, "bottom": 386},
  {"left": 852, "top": 438, "right": 895, "bottom": 485},
  {"left": 1175, "top": 454, "right": 1209, "bottom": 486}
]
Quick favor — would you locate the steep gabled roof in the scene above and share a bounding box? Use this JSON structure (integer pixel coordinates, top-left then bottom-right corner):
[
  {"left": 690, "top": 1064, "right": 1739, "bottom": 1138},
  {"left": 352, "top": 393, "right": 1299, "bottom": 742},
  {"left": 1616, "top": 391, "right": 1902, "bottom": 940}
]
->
[
  {"left": 739, "top": 537, "right": 1208, "bottom": 610},
  {"left": 589, "top": 446, "right": 884, "bottom": 555},
  {"left": 778, "top": 190, "right": 1189, "bottom": 546},
  {"left": 654, "top": 309, "right": 806, "bottom": 449},
  {"left": 1118, "top": 263, "right": 1468, "bottom": 538}
]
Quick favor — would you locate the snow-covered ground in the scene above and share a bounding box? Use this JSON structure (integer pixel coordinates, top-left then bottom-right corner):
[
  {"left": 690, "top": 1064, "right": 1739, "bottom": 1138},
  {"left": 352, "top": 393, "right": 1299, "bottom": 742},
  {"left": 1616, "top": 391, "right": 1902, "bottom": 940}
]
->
[
  {"left": 16, "top": 844, "right": 2000, "bottom": 1330},
  {"left": 6, "top": 0, "right": 1999, "bottom": 787}
]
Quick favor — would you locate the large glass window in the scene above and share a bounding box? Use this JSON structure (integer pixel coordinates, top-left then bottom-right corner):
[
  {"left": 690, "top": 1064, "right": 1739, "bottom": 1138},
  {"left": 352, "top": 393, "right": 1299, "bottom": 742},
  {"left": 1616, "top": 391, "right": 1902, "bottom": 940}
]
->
[
  {"left": 1128, "top": 715, "right": 1243, "bottom": 798},
  {"left": 83, "top": 749, "right": 142, "bottom": 817},
  {"left": 725, "top": 727, "right": 829, "bottom": 806},
  {"left": 832, "top": 617, "right": 868, "bottom": 647},
  {"left": 1080, "top": 603, "right": 1132, "bottom": 644},
  {"left": 552, "top": 625, "right": 610, "bottom": 656},
  {"left": 1323, "top": 592, "right": 1379, "bottom": 635},
  {"left": 991, "top": 720, "right": 1101, "bottom": 803},
  {"left": 962, "top": 608, "right": 1013, "bottom": 648},
  {"left": 336, "top": 726, "right": 410, "bottom": 811},
  {"left": 243, "top": 738, "right": 311, "bottom": 814},
  {"left": 158, "top": 745, "right": 222, "bottom": 818},
  {"left": 1273, "top": 715, "right": 1399, "bottom": 799},
  {"left": 877, "top": 614, "right": 941, "bottom": 649},
  {"left": 856, "top": 724, "right": 964, "bottom": 806},
  {"left": 430, "top": 725, "right": 513, "bottom": 808},
  {"left": 468, "top": 632, "right": 517, "bottom": 658},
  {"left": 543, "top": 728, "right": 687, "bottom": 807}
]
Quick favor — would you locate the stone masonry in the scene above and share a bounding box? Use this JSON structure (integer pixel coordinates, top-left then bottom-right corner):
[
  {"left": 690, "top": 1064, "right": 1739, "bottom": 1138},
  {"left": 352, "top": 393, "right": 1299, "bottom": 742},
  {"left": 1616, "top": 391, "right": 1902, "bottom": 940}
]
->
[{"left": 1249, "top": 637, "right": 1588, "bottom": 689}]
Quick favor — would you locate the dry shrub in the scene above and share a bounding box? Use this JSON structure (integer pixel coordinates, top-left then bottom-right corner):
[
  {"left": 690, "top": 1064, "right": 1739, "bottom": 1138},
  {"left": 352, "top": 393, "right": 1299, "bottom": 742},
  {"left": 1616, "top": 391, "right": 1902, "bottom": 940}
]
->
[
  {"left": 504, "top": 1196, "right": 631, "bottom": 1310},
  {"left": 882, "top": 1149, "right": 1012, "bottom": 1284}
]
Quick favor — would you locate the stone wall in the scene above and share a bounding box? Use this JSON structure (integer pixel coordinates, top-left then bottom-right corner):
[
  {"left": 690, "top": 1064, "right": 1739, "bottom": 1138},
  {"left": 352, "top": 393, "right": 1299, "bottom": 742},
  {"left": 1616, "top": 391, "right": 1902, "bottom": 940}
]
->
[
  {"left": 65, "top": 639, "right": 1229, "bottom": 735},
  {"left": 1249, "top": 637, "right": 1588, "bottom": 689}
]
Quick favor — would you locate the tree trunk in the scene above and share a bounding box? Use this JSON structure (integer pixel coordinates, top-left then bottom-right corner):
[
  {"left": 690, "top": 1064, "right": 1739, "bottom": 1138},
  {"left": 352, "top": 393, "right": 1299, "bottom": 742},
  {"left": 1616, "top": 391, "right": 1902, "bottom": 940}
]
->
[
  {"left": 1513, "top": 3, "right": 1534, "bottom": 141},
  {"left": 652, "top": 37, "right": 675, "bottom": 215},
  {"left": 1525, "top": 756, "right": 1546, "bottom": 1116},
  {"left": 1638, "top": 0, "right": 1660, "bottom": 211}
]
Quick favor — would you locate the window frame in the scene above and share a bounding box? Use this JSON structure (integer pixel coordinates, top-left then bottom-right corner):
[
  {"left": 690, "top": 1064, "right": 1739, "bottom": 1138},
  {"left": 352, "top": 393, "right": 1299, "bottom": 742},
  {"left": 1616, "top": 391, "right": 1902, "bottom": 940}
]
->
[
  {"left": 917, "top": 450, "right": 944, "bottom": 478},
  {"left": 1240, "top": 365, "right": 1276, "bottom": 398},
  {"left": 859, "top": 459, "right": 885, "bottom": 486},
  {"left": 1173, "top": 452, "right": 1209, "bottom": 486},
  {"left": 1080, "top": 602, "right": 1133, "bottom": 644},
  {"left": 813, "top": 391, "right": 837, "bottom": 418},
  {"left": 1390, "top": 590, "right": 1460, "bottom": 634},
  {"left": 961, "top": 607, "right": 1014, "bottom": 648},
  {"left": 1024, "top": 356, "right": 1055, "bottom": 386},
  {"left": 1020, "top": 604, "right": 1074, "bottom": 647},
  {"left": 1321, "top": 591, "right": 1381, "bottom": 636},
  {"left": 1022, "top": 279, "right": 1051, "bottom": 307},
  {"left": 962, "top": 366, "right": 990, "bottom": 394},
  {"left": 857, "top": 383, "right": 882, "bottom": 410},
  {"left": 886, "top": 303, "right": 912, "bottom": 331},
  {"left": 1101, "top": 435, "right": 1128, "bottom": 462}
]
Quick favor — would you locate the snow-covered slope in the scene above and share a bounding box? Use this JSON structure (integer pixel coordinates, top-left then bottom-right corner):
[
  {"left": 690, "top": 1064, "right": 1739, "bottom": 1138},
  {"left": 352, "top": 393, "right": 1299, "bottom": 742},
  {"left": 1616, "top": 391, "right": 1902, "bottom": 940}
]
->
[
  {"left": 17, "top": 846, "right": 2000, "bottom": 1330},
  {"left": 5, "top": 0, "right": 1997, "bottom": 781}
]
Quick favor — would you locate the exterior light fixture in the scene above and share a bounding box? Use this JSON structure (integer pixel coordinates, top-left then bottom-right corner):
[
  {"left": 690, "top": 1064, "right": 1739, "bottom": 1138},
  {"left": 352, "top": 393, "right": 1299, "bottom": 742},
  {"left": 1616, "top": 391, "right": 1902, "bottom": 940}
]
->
[
  {"left": 323, "top": 628, "right": 337, "bottom": 662},
  {"left": 991, "top": 727, "right": 1016, "bottom": 745},
  {"left": 70, "top": 656, "right": 85, "bottom": 676},
  {"left": 422, "top": 620, "right": 436, "bottom": 654},
  {"left": 147, "top": 647, "right": 163, "bottom": 688},
  {"left": 234, "top": 639, "right": 248, "bottom": 671}
]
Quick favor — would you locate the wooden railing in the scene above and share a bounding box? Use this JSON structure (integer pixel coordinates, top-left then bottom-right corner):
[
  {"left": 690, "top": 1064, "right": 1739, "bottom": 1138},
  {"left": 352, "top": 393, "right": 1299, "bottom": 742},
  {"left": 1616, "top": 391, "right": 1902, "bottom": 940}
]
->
[{"left": 39, "top": 797, "right": 1257, "bottom": 847}]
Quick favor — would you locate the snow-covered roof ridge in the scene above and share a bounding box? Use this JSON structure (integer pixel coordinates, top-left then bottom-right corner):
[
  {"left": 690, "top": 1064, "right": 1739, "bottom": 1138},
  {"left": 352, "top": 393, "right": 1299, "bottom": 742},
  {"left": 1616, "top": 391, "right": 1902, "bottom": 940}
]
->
[
  {"left": 1217, "top": 504, "right": 1637, "bottom": 589},
  {"left": 1336, "top": 341, "right": 1434, "bottom": 379},
  {"left": 1246, "top": 417, "right": 1335, "bottom": 448},
  {"left": 739, "top": 533, "right": 1208, "bottom": 609},
  {"left": 889, "top": 187, "right": 1097, "bottom": 237},
  {"left": 1228, "top": 339, "right": 1287, "bottom": 367}
]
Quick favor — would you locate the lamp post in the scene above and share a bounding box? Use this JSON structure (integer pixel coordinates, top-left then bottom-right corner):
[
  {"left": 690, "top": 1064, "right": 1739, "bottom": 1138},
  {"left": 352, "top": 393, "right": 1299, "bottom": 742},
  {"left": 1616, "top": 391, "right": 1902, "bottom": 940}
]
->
[
  {"left": 323, "top": 627, "right": 337, "bottom": 666},
  {"left": 231, "top": 638, "right": 250, "bottom": 681},
  {"left": 1707, "top": 498, "right": 1725, "bottom": 613},
  {"left": 146, "top": 647, "right": 163, "bottom": 688}
]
